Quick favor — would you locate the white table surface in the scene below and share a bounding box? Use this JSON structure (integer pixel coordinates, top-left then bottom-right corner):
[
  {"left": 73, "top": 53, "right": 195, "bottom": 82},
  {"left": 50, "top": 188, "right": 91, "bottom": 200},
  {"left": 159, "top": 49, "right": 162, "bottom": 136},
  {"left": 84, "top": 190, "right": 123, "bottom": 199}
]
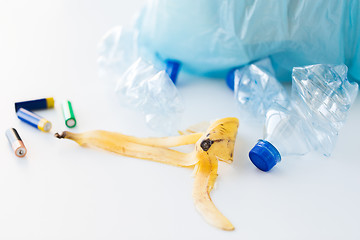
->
[{"left": 1, "top": 1, "right": 360, "bottom": 239}]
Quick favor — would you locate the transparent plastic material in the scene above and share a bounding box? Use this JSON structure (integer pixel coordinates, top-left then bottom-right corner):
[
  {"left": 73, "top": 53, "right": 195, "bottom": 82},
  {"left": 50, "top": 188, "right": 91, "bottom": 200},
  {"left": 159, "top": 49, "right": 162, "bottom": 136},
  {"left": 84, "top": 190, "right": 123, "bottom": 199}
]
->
[
  {"left": 263, "top": 104, "right": 313, "bottom": 157},
  {"left": 98, "top": 26, "right": 139, "bottom": 84},
  {"left": 115, "top": 58, "right": 183, "bottom": 133},
  {"left": 229, "top": 58, "right": 289, "bottom": 122},
  {"left": 137, "top": 0, "right": 360, "bottom": 81},
  {"left": 290, "top": 64, "right": 359, "bottom": 156},
  {"left": 98, "top": 26, "right": 183, "bottom": 133},
  {"left": 266, "top": 64, "right": 358, "bottom": 156},
  {"left": 250, "top": 64, "right": 358, "bottom": 171}
]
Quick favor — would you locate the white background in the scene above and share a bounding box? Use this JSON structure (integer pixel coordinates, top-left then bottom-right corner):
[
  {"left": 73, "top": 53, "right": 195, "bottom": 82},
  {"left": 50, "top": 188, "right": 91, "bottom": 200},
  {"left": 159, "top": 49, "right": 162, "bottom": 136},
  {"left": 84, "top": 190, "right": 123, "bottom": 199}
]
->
[{"left": 1, "top": 1, "right": 360, "bottom": 239}]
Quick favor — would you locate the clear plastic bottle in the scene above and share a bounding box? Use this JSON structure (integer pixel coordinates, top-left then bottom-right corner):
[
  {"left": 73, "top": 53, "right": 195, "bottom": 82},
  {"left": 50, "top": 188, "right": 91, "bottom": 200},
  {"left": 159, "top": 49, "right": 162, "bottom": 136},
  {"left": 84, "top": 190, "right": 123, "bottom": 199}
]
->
[
  {"left": 226, "top": 58, "right": 290, "bottom": 123},
  {"left": 249, "top": 64, "right": 358, "bottom": 171},
  {"left": 115, "top": 58, "right": 183, "bottom": 133},
  {"left": 97, "top": 26, "right": 182, "bottom": 133}
]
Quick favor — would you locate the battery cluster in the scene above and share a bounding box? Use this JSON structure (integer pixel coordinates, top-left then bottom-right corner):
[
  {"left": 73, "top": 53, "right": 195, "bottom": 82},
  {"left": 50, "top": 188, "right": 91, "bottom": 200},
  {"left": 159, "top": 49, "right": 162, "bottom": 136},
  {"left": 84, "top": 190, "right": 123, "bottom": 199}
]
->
[{"left": 6, "top": 97, "right": 77, "bottom": 157}]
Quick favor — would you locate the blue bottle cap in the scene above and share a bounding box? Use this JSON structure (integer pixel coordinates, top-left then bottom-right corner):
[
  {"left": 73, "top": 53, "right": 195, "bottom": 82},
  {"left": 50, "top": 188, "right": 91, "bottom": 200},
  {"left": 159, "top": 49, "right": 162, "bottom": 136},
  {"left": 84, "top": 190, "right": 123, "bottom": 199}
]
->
[
  {"left": 249, "top": 140, "right": 281, "bottom": 172},
  {"left": 165, "top": 60, "right": 181, "bottom": 85},
  {"left": 226, "top": 68, "right": 236, "bottom": 91}
]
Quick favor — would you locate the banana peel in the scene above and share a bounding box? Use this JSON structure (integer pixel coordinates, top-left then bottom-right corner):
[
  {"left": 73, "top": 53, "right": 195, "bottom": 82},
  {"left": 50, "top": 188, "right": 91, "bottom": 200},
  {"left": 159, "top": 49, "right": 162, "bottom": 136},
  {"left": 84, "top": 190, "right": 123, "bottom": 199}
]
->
[
  {"left": 55, "top": 117, "right": 239, "bottom": 230},
  {"left": 192, "top": 117, "right": 239, "bottom": 231},
  {"left": 54, "top": 130, "right": 201, "bottom": 167}
]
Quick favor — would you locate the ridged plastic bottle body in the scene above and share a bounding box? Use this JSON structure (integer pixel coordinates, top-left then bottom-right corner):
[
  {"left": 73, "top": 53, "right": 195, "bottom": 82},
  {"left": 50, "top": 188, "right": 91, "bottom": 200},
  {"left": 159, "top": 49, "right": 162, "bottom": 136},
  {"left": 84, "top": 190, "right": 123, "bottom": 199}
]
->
[
  {"left": 230, "top": 58, "right": 289, "bottom": 123},
  {"left": 265, "top": 64, "right": 358, "bottom": 157},
  {"left": 290, "top": 64, "right": 358, "bottom": 156}
]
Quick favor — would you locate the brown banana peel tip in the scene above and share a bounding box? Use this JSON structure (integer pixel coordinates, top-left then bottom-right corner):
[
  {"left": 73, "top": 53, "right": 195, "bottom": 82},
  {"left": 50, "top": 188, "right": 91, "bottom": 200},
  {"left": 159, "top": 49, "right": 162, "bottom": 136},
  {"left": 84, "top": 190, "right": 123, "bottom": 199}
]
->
[{"left": 54, "top": 131, "right": 67, "bottom": 139}]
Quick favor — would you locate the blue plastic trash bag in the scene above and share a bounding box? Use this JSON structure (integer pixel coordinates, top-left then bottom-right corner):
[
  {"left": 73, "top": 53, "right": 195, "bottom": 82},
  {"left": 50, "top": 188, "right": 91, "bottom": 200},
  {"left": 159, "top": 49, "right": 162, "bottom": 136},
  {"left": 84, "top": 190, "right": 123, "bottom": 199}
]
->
[{"left": 136, "top": 0, "right": 360, "bottom": 82}]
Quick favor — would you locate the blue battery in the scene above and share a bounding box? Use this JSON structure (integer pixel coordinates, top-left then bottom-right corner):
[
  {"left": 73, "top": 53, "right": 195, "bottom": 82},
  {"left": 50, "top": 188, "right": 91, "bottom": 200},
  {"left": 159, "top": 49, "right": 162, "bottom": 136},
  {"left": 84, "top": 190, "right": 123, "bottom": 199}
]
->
[
  {"left": 16, "top": 108, "right": 52, "bottom": 132},
  {"left": 15, "top": 97, "right": 54, "bottom": 112}
]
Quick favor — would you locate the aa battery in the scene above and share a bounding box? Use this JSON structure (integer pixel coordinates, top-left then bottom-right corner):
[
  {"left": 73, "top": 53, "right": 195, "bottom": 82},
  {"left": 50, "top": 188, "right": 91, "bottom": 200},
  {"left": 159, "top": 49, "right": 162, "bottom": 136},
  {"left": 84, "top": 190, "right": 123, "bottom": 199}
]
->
[
  {"left": 16, "top": 108, "right": 52, "bottom": 132},
  {"left": 5, "top": 128, "right": 27, "bottom": 157},
  {"left": 61, "top": 100, "right": 76, "bottom": 128},
  {"left": 15, "top": 97, "right": 54, "bottom": 112}
]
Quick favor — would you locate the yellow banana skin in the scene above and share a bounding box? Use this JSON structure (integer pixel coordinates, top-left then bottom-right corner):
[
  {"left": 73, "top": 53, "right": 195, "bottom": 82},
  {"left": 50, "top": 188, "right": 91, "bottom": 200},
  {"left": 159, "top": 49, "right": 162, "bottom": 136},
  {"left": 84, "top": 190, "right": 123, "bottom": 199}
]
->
[
  {"left": 55, "top": 117, "right": 239, "bottom": 231},
  {"left": 55, "top": 130, "right": 201, "bottom": 167},
  {"left": 192, "top": 117, "right": 239, "bottom": 231}
]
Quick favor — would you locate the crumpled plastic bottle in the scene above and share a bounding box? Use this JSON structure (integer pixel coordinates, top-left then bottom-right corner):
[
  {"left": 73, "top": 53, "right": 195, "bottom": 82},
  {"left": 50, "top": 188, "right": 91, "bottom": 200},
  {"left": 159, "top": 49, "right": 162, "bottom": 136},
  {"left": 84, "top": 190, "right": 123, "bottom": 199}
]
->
[
  {"left": 226, "top": 58, "right": 290, "bottom": 122},
  {"left": 249, "top": 64, "right": 358, "bottom": 171},
  {"left": 116, "top": 58, "right": 183, "bottom": 133},
  {"left": 97, "top": 26, "right": 183, "bottom": 133}
]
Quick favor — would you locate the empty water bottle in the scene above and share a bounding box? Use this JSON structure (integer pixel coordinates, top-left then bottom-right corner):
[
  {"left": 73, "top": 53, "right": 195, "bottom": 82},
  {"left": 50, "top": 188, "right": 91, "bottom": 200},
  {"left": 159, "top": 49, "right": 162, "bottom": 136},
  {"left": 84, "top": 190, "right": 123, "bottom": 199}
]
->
[
  {"left": 115, "top": 58, "right": 183, "bottom": 133},
  {"left": 249, "top": 64, "right": 358, "bottom": 171},
  {"left": 226, "top": 58, "right": 290, "bottom": 122},
  {"left": 98, "top": 26, "right": 182, "bottom": 133}
]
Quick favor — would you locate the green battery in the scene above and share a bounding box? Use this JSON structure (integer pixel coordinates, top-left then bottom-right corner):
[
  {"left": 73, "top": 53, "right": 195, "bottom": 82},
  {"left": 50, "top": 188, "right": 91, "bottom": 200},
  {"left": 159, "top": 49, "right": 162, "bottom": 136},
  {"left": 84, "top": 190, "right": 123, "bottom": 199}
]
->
[{"left": 62, "top": 100, "right": 76, "bottom": 128}]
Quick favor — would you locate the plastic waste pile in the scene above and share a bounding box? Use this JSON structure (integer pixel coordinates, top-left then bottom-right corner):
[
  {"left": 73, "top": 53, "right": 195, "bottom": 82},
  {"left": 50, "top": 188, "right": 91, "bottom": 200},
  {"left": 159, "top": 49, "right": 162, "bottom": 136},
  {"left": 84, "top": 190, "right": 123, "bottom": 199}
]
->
[
  {"left": 98, "top": 0, "right": 359, "bottom": 163},
  {"left": 246, "top": 64, "right": 358, "bottom": 171}
]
